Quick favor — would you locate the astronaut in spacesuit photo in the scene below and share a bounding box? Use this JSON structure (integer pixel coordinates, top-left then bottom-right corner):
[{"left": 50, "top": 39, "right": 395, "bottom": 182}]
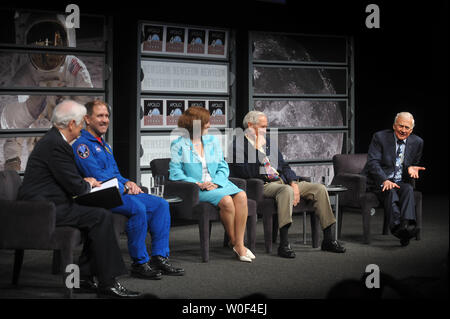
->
[{"left": 0, "top": 12, "right": 93, "bottom": 171}]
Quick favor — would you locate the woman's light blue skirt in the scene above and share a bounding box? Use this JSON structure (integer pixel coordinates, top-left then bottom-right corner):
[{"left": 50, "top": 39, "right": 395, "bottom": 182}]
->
[{"left": 198, "top": 181, "right": 243, "bottom": 206}]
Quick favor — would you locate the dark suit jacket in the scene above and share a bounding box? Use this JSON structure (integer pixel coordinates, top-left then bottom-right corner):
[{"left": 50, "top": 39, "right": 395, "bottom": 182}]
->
[
  {"left": 362, "top": 129, "right": 424, "bottom": 190},
  {"left": 18, "top": 127, "right": 91, "bottom": 206},
  {"left": 228, "top": 135, "right": 298, "bottom": 184}
]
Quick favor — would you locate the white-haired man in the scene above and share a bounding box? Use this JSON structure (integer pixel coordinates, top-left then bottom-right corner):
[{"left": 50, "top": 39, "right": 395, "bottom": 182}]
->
[
  {"left": 363, "top": 112, "right": 425, "bottom": 246},
  {"left": 229, "top": 111, "right": 345, "bottom": 258},
  {"left": 18, "top": 100, "right": 141, "bottom": 298}
]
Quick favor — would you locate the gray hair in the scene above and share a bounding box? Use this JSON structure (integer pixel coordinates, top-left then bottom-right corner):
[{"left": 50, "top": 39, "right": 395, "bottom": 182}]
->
[
  {"left": 394, "top": 112, "right": 415, "bottom": 128},
  {"left": 51, "top": 100, "right": 86, "bottom": 128},
  {"left": 243, "top": 110, "right": 266, "bottom": 128}
]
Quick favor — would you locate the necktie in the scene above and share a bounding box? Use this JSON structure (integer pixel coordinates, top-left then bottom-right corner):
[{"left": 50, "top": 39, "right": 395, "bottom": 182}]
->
[
  {"left": 393, "top": 140, "right": 405, "bottom": 182},
  {"left": 262, "top": 156, "right": 280, "bottom": 181}
]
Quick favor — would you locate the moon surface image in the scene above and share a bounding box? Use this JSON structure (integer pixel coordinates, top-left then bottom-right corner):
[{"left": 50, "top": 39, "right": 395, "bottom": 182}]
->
[{"left": 251, "top": 32, "right": 349, "bottom": 180}]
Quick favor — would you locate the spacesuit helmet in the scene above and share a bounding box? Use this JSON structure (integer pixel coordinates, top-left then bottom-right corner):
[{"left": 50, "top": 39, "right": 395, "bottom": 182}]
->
[{"left": 25, "top": 16, "right": 71, "bottom": 71}]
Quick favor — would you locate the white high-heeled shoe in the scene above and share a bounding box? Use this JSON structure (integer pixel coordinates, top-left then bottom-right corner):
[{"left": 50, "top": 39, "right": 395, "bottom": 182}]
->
[
  {"left": 233, "top": 247, "right": 252, "bottom": 263},
  {"left": 246, "top": 249, "right": 256, "bottom": 260}
]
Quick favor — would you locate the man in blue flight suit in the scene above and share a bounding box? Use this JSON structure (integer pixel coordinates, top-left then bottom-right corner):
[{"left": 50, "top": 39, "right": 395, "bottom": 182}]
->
[{"left": 72, "top": 100, "right": 184, "bottom": 279}]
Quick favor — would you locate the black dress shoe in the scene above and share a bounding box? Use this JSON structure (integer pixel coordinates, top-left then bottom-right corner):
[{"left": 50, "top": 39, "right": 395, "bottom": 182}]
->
[
  {"left": 150, "top": 256, "right": 185, "bottom": 276},
  {"left": 131, "top": 262, "right": 162, "bottom": 280},
  {"left": 321, "top": 240, "right": 346, "bottom": 253},
  {"left": 400, "top": 237, "right": 410, "bottom": 247},
  {"left": 390, "top": 223, "right": 402, "bottom": 239},
  {"left": 277, "top": 244, "right": 296, "bottom": 258},
  {"left": 97, "top": 280, "right": 141, "bottom": 299},
  {"left": 74, "top": 276, "right": 98, "bottom": 293},
  {"left": 406, "top": 223, "right": 417, "bottom": 238},
  {"left": 397, "top": 220, "right": 415, "bottom": 239}
]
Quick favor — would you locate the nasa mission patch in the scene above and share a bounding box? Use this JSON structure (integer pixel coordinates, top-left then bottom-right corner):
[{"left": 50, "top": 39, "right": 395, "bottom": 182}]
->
[{"left": 77, "top": 144, "right": 90, "bottom": 159}]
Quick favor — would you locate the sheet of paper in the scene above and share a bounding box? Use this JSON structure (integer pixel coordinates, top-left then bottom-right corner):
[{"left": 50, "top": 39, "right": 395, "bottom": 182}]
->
[{"left": 90, "top": 178, "right": 119, "bottom": 193}]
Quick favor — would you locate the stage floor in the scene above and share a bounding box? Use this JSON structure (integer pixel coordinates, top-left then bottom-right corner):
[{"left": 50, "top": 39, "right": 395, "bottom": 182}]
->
[{"left": 0, "top": 194, "right": 448, "bottom": 299}]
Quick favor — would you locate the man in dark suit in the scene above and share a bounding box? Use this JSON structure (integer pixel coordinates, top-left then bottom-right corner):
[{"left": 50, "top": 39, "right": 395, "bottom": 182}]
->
[
  {"left": 18, "top": 100, "right": 141, "bottom": 298},
  {"left": 362, "top": 112, "right": 425, "bottom": 246},
  {"left": 229, "top": 111, "right": 345, "bottom": 258}
]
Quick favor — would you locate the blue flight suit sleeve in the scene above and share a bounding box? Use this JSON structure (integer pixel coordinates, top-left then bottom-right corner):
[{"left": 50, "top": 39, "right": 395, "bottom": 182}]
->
[
  {"left": 73, "top": 138, "right": 129, "bottom": 193},
  {"left": 103, "top": 143, "right": 129, "bottom": 186}
]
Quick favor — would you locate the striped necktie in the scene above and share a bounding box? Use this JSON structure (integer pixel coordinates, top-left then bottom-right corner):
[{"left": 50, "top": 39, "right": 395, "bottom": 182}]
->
[
  {"left": 393, "top": 139, "right": 405, "bottom": 182},
  {"left": 262, "top": 156, "right": 280, "bottom": 181}
]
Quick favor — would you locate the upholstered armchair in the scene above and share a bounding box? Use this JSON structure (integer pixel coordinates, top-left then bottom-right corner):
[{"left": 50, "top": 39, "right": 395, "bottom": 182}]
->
[
  {"left": 0, "top": 170, "right": 82, "bottom": 297},
  {"left": 332, "top": 153, "right": 422, "bottom": 244},
  {"left": 150, "top": 158, "right": 257, "bottom": 262},
  {"left": 243, "top": 177, "right": 321, "bottom": 253}
]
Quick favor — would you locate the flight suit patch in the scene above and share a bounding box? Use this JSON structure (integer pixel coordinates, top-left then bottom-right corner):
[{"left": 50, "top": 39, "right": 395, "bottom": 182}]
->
[{"left": 76, "top": 144, "right": 90, "bottom": 159}]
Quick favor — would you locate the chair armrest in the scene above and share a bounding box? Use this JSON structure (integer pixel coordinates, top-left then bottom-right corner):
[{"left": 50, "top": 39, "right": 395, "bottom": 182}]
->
[
  {"left": 140, "top": 186, "right": 149, "bottom": 194},
  {"left": 0, "top": 200, "right": 56, "bottom": 249},
  {"left": 166, "top": 180, "right": 200, "bottom": 207},
  {"left": 332, "top": 173, "right": 367, "bottom": 208},
  {"left": 229, "top": 177, "right": 246, "bottom": 192},
  {"left": 245, "top": 178, "right": 265, "bottom": 203}
]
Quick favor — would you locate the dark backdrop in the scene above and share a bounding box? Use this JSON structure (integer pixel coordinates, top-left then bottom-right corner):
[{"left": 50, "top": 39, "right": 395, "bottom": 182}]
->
[{"left": 6, "top": 0, "right": 448, "bottom": 194}]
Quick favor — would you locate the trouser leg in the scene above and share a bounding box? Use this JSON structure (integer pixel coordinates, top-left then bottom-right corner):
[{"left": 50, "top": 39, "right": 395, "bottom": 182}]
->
[
  {"left": 78, "top": 232, "right": 91, "bottom": 277},
  {"left": 381, "top": 182, "right": 416, "bottom": 227},
  {"left": 137, "top": 193, "right": 171, "bottom": 258},
  {"left": 279, "top": 223, "right": 291, "bottom": 246},
  {"left": 56, "top": 203, "right": 127, "bottom": 286},
  {"left": 382, "top": 188, "right": 401, "bottom": 226},
  {"left": 263, "top": 181, "right": 293, "bottom": 229},
  {"left": 297, "top": 181, "right": 336, "bottom": 230},
  {"left": 111, "top": 195, "right": 150, "bottom": 265},
  {"left": 397, "top": 182, "right": 416, "bottom": 222}
]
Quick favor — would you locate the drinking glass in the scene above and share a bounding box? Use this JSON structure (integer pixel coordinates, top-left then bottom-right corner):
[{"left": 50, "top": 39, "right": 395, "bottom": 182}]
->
[
  {"left": 154, "top": 175, "right": 166, "bottom": 197},
  {"left": 149, "top": 186, "right": 159, "bottom": 196},
  {"left": 149, "top": 176, "right": 159, "bottom": 196},
  {"left": 321, "top": 168, "right": 330, "bottom": 186}
]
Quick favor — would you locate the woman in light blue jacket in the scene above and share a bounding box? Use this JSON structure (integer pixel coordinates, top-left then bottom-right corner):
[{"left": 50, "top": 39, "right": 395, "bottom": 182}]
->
[{"left": 169, "top": 107, "right": 255, "bottom": 262}]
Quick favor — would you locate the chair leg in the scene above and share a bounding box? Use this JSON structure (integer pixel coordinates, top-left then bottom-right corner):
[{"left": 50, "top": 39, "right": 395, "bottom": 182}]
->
[
  {"left": 52, "top": 250, "right": 61, "bottom": 274},
  {"left": 382, "top": 208, "right": 390, "bottom": 235},
  {"left": 198, "top": 213, "right": 211, "bottom": 262},
  {"left": 415, "top": 228, "right": 421, "bottom": 240},
  {"left": 310, "top": 214, "right": 321, "bottom": 248},
  {"left": 246, "top": 214, "right": 257, "bottom": 252},
  {"left": 272, "top": 216, "right": 279, "bottom": 243},
  {"left": 414, "top": 192, "right": 422, "bottom": 240},
  {"left": 337, "top": 206, "right": 344, "bottom": 239},
  {"left": 303, "top": 212, "right": 307, "bottom": 245},
  {"left": 209, "top": 221, "right": 213, "bottom": 241},
  {"left": 223, "top": 231, "right": 230, "bottom": 247},
  {"left": 262, "top": 212, "right": 273, "bottom": 253},
  {"left": 60, "top": 247, "right": 75, "bottom": 299},
  {"left": 362, "top": 207, "right": 372, "bottom": 244},
  {"left": 12, "top": 249, "right": 24, "bottom": 285}
]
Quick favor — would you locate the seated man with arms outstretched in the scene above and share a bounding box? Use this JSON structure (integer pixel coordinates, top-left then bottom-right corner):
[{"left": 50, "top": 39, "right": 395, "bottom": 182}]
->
[{"left": 362, "top": 111, "right": 425, "bottom": 246}]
